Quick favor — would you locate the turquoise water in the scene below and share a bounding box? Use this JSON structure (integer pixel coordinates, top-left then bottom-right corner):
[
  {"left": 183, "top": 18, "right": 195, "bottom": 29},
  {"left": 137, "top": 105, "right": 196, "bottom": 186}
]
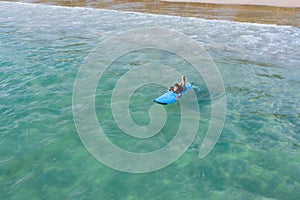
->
[{"left": 1, "top": 2, "right": 300, "bottom": 199}]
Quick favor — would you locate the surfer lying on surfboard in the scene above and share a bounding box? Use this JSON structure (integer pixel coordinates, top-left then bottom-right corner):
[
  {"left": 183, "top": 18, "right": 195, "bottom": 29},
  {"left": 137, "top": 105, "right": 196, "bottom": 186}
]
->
[
  {"left": 168, "top": 76, "right": 186, "bottom": 100},
  {"left": 154, "top": 76, "right": 192, "bottom": 105}
]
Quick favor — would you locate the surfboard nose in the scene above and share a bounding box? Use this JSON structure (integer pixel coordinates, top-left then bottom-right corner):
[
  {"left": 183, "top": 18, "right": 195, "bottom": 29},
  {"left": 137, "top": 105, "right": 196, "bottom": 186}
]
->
[{"left": 154, "top": 100, "right": 168, "bottom": 105}]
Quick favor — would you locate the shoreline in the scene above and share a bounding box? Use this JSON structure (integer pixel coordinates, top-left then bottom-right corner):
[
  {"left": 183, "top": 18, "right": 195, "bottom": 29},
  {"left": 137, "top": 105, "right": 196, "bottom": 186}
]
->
[
  {"left": 2, "top": 1, "right": 300, "bottom": 27},
  {"left": 160, "top": 0, "right": 300, "bottom": 8}
]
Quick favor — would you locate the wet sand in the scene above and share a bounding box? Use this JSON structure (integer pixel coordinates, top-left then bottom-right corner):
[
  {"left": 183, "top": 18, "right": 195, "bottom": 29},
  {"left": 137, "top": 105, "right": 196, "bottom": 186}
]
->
[
  {"left": 3, "top": 0, "right": 300, "bottom": 27},
  {"left": 161, "top": 0, "right": 300, "bottom": 8}
]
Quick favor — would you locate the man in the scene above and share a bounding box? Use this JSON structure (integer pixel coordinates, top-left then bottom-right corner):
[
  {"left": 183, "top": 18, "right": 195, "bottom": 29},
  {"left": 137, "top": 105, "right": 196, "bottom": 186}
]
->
[{"left": 168, "top": 76, "right": 186, "bottom": 100}]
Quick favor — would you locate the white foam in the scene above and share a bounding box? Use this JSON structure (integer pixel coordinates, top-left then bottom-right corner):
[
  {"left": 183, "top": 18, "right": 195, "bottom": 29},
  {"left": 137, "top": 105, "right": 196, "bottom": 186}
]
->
[{"left": 0, "top": 1, "right": 295, "bottom": 29}]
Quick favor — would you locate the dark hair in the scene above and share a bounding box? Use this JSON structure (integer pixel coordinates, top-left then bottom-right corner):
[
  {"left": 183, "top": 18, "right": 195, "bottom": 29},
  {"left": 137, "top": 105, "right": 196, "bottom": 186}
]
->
[{"left": 173, "top": 83, "right": 182, "bottom": 93}]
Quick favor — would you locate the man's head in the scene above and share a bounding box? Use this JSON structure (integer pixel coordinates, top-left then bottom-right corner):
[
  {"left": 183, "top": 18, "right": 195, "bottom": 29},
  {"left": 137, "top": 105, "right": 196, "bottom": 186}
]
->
[{"left": 173, "top": 83, "right": 179, "bottom": 91}]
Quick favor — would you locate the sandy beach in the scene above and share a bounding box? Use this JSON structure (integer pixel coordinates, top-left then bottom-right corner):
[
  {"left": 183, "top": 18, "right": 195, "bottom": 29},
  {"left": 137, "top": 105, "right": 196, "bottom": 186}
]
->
[
  {"left": 3, "top": 0, "right": 300, "bottom": 27},
  {"left": 160, "top": 0, "right": 300, "bottom": 8}
]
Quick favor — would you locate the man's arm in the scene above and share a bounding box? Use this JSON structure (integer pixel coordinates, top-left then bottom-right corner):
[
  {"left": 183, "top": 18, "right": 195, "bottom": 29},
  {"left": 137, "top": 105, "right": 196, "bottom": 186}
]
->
[{"left": 176, "top": 93, "right": 182, "bottom": 100}]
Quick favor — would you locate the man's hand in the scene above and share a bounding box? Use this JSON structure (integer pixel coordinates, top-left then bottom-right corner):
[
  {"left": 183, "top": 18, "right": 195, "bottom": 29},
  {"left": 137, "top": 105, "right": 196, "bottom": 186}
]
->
[{"left": 176, "top": 94, "right": 182, "bottom": 101}]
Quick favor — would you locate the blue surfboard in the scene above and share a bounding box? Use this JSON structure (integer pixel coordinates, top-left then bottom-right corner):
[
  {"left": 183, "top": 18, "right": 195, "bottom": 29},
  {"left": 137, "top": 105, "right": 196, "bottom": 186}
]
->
[{"left": 154, "top": 83, "right": 193, "bottom": 105}]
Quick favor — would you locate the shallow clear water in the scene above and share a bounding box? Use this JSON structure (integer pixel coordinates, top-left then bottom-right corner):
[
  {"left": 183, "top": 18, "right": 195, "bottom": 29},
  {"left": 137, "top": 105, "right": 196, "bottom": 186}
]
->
[{"left": 1, "top": 2, "right": 299, "bottom": 199}]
